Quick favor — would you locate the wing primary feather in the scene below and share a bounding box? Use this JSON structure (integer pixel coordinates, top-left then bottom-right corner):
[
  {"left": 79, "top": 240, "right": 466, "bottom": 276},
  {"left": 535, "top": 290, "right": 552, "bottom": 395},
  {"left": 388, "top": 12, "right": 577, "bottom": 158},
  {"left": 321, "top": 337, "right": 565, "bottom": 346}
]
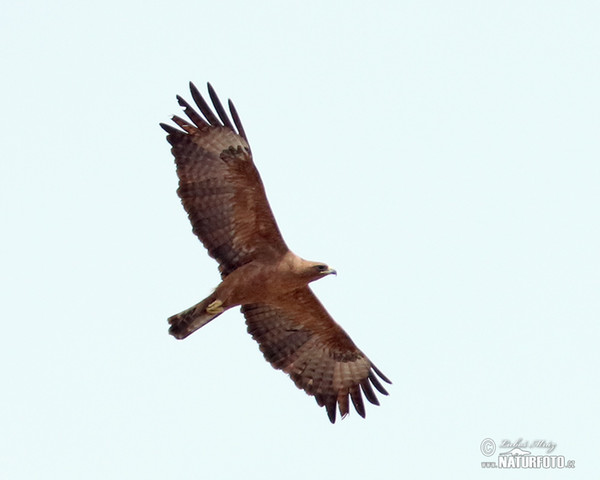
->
[
  {"left": 338, "top": 393, "right": 350, "bottom": 418},
  {"left": 349, "top": 386, "right": 366, "bottom": 418},
  {"left": 176, "top": 95, "right": 207, "bottom": 128},
  {"left": 228, "top": 99, "right": 248, "bottom": 142},
  {"left": 207, "top": 82, "right": 235, "bottom": 130},
  {"left": 171, "top": 115, "right": 191, "bottom": 129},
  {"left": 159, "top": 123, "right": 180, "bottom": 134},
  {"left": 372, "top": 364, "right": 392, "bottom": 384},
  {"left": 338, "top": 392, "right": 350, "bottom": 418},
  {"left": 368, "top": 371, "right": 389, "bottom": 396},
  {"left": 324, "top": 398, "right": 337, "bottom": 423},
  {"left": 360, "top": 378, "right": 380, "bottom": 406},
  {"left": 189, "top": 82, "right": 221, "bottom": 126}
]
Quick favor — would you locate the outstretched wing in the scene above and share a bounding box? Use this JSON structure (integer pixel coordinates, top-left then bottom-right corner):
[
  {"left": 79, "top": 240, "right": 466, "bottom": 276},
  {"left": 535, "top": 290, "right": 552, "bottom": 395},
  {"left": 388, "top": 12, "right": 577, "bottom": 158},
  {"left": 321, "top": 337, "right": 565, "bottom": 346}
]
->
[
  {"left": 242, "top": 288, "right": 391, "bottom": 423},
  {"left": 160, "top": 83, "right": 288, "bottom": 277}
]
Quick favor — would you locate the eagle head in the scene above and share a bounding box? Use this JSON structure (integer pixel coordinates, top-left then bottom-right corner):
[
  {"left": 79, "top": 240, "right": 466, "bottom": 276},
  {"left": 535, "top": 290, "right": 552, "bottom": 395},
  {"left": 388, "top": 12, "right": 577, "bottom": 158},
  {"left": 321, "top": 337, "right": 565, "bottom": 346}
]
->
[{"left": 306, "top": 262, "right": 337, "bottom": 282}]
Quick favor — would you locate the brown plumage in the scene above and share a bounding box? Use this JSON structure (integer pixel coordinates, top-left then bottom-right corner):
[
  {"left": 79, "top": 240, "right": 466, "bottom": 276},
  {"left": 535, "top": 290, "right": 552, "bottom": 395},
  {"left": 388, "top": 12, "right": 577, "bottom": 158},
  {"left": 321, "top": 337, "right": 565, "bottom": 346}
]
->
[{"left": 161, "top": 82, "right": 390, "bottom": 423}]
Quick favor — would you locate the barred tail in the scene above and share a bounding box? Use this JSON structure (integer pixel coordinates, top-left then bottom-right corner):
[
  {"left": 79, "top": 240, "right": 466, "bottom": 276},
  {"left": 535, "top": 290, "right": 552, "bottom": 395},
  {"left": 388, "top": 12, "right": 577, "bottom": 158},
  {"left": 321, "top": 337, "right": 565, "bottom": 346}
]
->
[{"left": 168, "top": 294, "right": 223, "bottom": 339}]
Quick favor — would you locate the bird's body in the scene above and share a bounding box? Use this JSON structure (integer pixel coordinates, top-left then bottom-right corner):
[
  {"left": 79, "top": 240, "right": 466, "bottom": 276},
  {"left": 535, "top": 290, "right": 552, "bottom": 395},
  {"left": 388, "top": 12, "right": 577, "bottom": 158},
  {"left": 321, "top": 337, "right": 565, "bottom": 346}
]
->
[
  {"left": 161, "top": 83, "right": 390, "bottom": 422},
  {"left": 168, "top": 252, "right": 334, "bottom": 338},
  {"left": 212, "top": 251, "right": 334, "bottom": 311}
]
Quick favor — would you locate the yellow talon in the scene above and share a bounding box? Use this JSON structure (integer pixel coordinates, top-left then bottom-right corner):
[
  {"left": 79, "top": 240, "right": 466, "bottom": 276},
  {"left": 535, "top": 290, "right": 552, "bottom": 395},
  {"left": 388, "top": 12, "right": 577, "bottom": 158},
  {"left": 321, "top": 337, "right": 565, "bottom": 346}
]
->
[{"left": 206, "top": 299, "right": 224, "bottom": 315}]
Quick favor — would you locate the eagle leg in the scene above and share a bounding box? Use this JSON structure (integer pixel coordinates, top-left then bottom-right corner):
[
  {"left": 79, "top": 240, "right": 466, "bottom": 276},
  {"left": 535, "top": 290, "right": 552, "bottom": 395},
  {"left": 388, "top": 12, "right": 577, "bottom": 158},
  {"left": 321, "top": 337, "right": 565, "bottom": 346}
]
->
[{"left": 206, "top": 299, "right": 225, "bottom": 315}]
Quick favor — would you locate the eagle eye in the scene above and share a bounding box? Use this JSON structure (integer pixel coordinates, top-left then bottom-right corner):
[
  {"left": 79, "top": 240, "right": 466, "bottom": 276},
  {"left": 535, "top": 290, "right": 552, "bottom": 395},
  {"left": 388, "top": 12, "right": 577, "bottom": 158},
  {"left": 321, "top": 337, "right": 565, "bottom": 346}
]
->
[{"left": 316, "top": 265, "right": 328, "bottom": 272}]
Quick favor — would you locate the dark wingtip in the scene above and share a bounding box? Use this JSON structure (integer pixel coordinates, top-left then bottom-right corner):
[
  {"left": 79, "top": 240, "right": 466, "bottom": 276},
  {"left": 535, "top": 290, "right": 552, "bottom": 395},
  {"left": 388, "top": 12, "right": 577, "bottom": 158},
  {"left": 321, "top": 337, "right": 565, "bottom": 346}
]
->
[
  {"left": 189, "top": 81, "right": 198, "bottom": 93},
  {"left": 189, "top": 81, "right": 200, "bottom": 98},
  {"left": 189, "top": 81, "right": 221, "bottom": 126},
  {"left": 368, "top": 371, "right": 389, "bottom": 396},
  {"left": 206, "top": 82, "right": 235, "bottom": 130},
  {"left": 350, "top": 387, "right": 366, "bottom": 418},
  {"left": 206, "top": 81, "right": 215, "bottom": 97},
  {"left": 228, "top": 98, "right": 248, "bottom": 142},
  {"left": 338, "top": 393, "right": 350, "bottom": 419},
  {"left": 159, "top": 122, "right": 178, "bottom": 134},
  {"left": 360, "top": 378, "right": 380, "bottom": 406},
  {"left": 325, "top": 402, "right": 337, "bottom": 423},
  {"left": 372, "top": 364, "right": 392, "bottom": 384}
]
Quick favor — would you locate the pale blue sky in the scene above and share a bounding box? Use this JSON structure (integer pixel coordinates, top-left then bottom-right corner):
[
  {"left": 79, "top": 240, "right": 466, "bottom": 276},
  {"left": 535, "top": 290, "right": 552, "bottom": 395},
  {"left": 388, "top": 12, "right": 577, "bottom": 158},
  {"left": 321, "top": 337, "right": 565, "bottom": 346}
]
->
[{"left": 2, "top": 1, "right": 599, "bottom": 478}]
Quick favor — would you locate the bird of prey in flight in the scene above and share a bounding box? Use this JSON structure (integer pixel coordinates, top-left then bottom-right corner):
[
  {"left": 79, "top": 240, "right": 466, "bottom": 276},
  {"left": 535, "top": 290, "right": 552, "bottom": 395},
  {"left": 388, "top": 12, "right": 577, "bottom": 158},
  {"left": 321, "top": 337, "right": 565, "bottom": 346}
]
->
[{"left": 161, "top": 83, "right": 390, "bottom": 422}]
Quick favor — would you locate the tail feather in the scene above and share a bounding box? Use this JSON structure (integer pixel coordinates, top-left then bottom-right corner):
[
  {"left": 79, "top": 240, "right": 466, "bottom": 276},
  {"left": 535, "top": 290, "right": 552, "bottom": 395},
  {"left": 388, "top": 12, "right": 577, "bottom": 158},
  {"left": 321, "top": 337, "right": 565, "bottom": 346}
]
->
[{"left": 168, "top": 295, "right": 223, "bottom": 339}]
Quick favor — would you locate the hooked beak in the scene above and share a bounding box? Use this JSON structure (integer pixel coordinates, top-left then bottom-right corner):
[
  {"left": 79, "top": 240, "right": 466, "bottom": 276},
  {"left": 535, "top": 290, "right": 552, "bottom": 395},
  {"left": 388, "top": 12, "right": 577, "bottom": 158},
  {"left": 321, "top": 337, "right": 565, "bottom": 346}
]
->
[{"left": 323, "top": 267, "right": 337, "bottom": 276}]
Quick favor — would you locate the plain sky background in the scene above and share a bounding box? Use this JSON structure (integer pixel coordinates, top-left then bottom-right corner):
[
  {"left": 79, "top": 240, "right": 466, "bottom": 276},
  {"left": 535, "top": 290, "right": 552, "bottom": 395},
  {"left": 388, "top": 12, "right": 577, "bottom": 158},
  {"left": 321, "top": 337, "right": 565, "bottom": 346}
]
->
[{"left": 2, "top": 1, "right": 599, "bottom": 478}]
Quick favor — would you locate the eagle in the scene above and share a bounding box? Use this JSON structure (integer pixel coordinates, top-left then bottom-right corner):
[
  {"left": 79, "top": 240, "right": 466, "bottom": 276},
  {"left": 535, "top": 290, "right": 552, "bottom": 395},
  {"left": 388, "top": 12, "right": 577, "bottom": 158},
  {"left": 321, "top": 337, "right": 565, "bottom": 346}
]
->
[{"left": 160, "top": 83, "right": 390, "bottom": 423}]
